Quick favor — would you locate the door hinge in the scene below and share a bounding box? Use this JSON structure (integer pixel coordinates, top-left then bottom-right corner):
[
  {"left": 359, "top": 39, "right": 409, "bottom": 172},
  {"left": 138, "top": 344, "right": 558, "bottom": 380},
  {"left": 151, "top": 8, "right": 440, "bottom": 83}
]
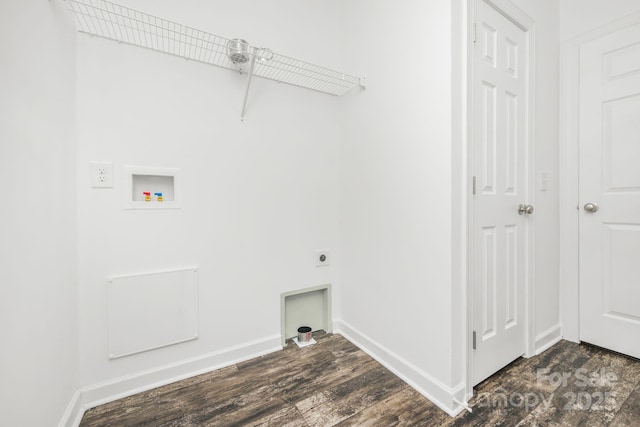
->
[
  {"left": 472, "top": 176, "right": 477, "bottom": 196},
  {"left": 473, "top": 331, "right": 477, "bottom": 350},
  {"left": 473, "top": 23, "right": 477, "bottom": 44}
]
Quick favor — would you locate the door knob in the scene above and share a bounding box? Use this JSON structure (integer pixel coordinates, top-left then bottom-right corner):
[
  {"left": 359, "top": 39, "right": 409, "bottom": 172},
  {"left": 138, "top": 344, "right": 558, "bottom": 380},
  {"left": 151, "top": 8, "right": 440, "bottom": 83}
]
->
[
  {"left": 518, "top": 204, "right": 534, "bottom": 215},
  {"left": 583, "top": 202, "right": 599, "bottom": 213}
]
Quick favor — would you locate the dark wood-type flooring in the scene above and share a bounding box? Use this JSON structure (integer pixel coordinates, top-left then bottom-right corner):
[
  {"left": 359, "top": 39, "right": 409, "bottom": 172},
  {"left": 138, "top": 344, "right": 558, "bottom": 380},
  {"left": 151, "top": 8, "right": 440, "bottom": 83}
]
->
[{"left": 80, "top": 332, "right": 640, "bottom": 426}]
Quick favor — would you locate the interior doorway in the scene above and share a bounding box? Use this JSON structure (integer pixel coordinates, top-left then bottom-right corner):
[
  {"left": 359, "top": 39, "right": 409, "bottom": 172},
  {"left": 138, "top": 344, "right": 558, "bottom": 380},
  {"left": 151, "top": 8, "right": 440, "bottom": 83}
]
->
[
  {"left": 560, "top": 10, "right": 640, "bottom": 359},
  {"left": 578, "top": 21, "right": 640, "bottom": 360},
  {"left": 469, "top": 0, "right": 536, "bottom": 386}
]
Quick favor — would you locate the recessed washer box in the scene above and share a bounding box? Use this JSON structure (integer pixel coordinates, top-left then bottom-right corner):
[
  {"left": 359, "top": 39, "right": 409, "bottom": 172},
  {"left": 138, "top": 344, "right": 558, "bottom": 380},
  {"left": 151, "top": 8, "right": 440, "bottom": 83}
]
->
[
  {"left": 281, "top": 284, "right": 332, "bottom": 347},
  {"left": 125, "top": 166, "right": 180, "bottom": 209}
]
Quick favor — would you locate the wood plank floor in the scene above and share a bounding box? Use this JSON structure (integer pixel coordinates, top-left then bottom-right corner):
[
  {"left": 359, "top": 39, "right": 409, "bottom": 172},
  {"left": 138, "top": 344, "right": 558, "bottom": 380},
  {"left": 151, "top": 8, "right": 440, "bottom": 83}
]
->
[{"left": 80, "top": 332, "right": 640, "bottom": 426}]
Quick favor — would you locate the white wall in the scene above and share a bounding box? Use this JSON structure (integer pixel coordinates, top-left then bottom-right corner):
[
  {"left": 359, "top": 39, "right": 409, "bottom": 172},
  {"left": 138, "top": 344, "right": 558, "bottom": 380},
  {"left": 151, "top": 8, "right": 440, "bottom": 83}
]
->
[
  {"left": 509, "top": 0, "right": 562, "bottom": 348},
  {"left": 0, "top": 1, "right": 78, "bottom": 426},
  {"left": 560, "top": 0, "right": 640, "bottom": 40},
  {"left": 340, "top": 0, "right": 561, "bottom": 410},
  {"left": 339, "top": 0, "right": 456, "bottom": 408},
  {"left": 76, "top": 0, "right": 344, "bottom": 394},
  {"left": 0, "top": 0, "right": 571, "bottom": 422}
]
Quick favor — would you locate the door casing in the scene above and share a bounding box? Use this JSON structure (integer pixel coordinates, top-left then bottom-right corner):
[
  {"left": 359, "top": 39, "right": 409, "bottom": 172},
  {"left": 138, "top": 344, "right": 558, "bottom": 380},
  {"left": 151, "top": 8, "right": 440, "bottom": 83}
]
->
[{"left": 465, "top": 0, "right": 537, "bottom": 400}]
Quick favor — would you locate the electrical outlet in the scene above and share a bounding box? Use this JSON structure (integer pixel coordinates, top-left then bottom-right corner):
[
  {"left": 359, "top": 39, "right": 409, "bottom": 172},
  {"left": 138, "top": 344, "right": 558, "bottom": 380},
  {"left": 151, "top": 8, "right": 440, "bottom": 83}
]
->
[
  {"left": 315, "top": 250, "right": 330, "bottom": 267},
  {"left": 90, "top": 161, "right": 113, "bottom": 188}
]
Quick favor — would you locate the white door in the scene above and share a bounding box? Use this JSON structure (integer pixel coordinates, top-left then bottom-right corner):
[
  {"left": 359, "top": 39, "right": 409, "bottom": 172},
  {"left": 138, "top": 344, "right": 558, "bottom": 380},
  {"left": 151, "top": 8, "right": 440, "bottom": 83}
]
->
[
  {"left": 472, "top": 0, "right": 531, "bottom": 385},
  {"left": 579, "top": 22, "right": 640, "bottom": 359}
]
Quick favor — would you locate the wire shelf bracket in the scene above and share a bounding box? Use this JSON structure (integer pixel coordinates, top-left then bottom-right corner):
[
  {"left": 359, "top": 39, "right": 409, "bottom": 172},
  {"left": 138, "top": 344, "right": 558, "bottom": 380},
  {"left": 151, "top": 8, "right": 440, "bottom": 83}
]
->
[{"left": 66, "top": 0, "right": 365, "bottom": 120}]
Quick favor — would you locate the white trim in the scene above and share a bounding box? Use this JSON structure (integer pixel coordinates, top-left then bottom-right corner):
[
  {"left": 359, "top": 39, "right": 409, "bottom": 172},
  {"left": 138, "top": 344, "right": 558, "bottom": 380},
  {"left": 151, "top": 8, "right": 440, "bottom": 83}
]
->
[
  {"left": 462, "top": 0, "right": 476, "bottom": 402},
  {"left": 534, "top": 324, "right": 563, "bottom": 355},
  {"left": 559, "top": 10, "right": 640, "bottom": 344},
  {"left": 334, "top": 319, "right": 464, "bottom": 417},
  {"left": 559, "top": 39, "right": 581, "bottom": 343},
  {"left": 57, "top": 390, "right": 82, "bottom": 427},
  {"left": 452, "top": 0, "right": 472, "bottom": 404},
  {"left": 567, "top": 11, "right": 640, "bottom": 45},
  {"left": 66, "top": 334, "right": 281, "bottom": 426},
  {"left": 484, "top": 0, "right": 535, "bottom": 30},
  {"left": 466, "top": 0, "right": 537, "bottom": 390}
]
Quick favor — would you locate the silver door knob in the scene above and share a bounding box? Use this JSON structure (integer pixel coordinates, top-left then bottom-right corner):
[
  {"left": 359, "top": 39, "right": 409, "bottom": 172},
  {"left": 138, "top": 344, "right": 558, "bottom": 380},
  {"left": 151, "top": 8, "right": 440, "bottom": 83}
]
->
[
  {"left": 583, "top": 202, "right": 599, "bottom": 213},
  {"left": 518, "top": 204, "right": 534, "bottom": 215}
]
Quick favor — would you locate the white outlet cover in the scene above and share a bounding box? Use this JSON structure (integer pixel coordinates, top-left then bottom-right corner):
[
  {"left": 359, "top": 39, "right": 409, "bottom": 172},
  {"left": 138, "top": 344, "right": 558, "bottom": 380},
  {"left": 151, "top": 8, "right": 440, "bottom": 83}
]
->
[
  {"left": 315, "top": 250, "right": 330, "bottom": 267},
  {"left": 91, "top": 161, "right": 113, "bottom": 188}
]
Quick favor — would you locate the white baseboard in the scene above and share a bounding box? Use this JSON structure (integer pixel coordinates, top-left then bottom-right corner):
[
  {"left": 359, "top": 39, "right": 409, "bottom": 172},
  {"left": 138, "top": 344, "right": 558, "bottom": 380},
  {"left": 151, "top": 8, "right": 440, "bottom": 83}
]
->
[
  {"left": 59, "top": 325, "right": 474, "bottom": 424},
  {"left": 58, "top": 390, "right": 82, "bottom": 427},
  {"left": 61, "top": 334, "right": 282, "bottom": 427},
  {"left": 535, "top": 324, "right": 563, "bottom": 355},
  {"left": 333, "top": 319, "right": 464, "bottom": 416}
]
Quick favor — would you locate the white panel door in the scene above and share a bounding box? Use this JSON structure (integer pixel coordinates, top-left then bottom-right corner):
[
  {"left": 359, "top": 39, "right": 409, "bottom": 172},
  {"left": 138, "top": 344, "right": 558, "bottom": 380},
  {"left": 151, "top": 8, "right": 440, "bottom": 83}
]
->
[
  {"left": 472, "top": 0, "right": 530, "bottom": 385},
  {"left": 579, "top": 22, "right": 640, "bottom": 359}
]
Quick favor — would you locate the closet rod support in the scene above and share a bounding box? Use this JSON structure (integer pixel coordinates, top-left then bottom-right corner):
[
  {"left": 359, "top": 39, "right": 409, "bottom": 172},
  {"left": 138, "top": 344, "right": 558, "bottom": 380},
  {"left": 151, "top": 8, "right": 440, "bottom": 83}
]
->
[{"left": 240, "top": 53, "right": 257, "bottom": 121}]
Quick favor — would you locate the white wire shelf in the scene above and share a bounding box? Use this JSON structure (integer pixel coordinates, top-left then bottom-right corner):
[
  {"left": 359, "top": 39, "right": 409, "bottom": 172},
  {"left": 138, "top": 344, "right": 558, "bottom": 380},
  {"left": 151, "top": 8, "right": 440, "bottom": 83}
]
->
[{"left": 67, "top": 0, "right": 364, "bottom": 99}]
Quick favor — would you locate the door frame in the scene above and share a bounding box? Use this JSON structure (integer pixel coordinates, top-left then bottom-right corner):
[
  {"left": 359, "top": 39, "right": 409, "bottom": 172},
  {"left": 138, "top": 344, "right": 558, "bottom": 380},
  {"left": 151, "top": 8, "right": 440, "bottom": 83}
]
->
[
  {"left": 464, "top": 0, "right": 536, "bottom": 399},
  {"left": 559, "top": 11, "right": 640, "bottom": 343}
]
